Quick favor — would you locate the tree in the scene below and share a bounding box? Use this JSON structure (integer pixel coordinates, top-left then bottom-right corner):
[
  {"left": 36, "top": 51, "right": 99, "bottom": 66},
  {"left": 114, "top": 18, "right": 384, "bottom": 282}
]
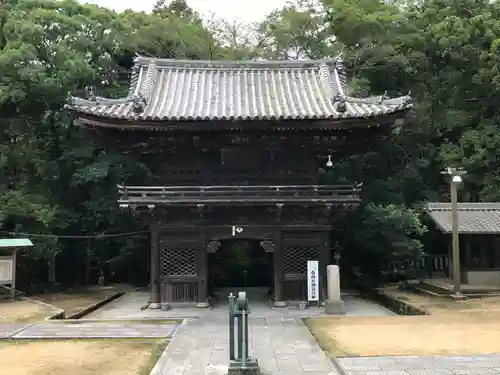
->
[
  {"left": 259, "top": 0, "right": 342, "bottom": 59},
  {"left": 3, "top": 0, "right": 500, "bottom": 290},
  {"left": 0, "top": 0, "right": 226, "bottom": 288}
]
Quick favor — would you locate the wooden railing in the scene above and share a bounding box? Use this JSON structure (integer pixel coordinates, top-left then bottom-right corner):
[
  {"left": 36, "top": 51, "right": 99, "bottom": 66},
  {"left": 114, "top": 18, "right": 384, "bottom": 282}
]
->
[
  {"left": 160, "top": 278, "right": 199, "bottom": 303},
  {"left": 117, "top": 183, "right": 362, "bottom": 206}
]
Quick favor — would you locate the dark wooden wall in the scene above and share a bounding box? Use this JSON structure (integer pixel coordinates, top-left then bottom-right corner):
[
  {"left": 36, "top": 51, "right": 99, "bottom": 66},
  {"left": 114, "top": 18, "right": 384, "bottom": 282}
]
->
[
  {"left": 96, "top": 128, "right": 384, "bottom": 186},
  {"left": 89, "top": 122, "right": 383, "bottom": 305}
]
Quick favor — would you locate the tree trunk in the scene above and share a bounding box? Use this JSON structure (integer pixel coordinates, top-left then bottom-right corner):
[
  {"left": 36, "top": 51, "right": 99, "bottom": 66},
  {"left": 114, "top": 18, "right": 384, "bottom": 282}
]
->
[
  {"left": 48, "top": 253, "right": 56, "bottom": 284},
  {"left": 85, "top": 240, "right": 92, "bottom": 284}
]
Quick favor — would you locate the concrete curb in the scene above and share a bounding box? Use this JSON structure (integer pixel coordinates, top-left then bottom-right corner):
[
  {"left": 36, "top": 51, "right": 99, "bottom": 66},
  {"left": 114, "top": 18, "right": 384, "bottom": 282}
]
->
[
  {"left": 66, "top": 292, "right": 125, "bottom": 319},
  {"left": 329, "top": 358, "right": 349, "bottom": 375},
  {"left": 297, "top": 317, "right": 342, "bottom": 374},
  {"left": 47, "top": 310, "right": 65, "bottom": 320},
  {"left": 7, "top": 324, "right": 36, "bottom": 339},
  {"left": 372, "top": 289, "right": 429, "bottom": 315},
  {"left": 168, "top": 318, "right": 188, "bottom": 338},
  {"left": 10, "top": 334, "right": 173, "bottom": 340},
  {"left": 45, "top": 317, "right": 184, "bottom": 324},
  {"left": 148, "top": 319, "right": 189, "bottom": 375},
  {"left": 2, "top": 320, "right": 182, "bottom": 340},
  {"left": 357, "top": 285, "right": 429, "bottom": 316}
]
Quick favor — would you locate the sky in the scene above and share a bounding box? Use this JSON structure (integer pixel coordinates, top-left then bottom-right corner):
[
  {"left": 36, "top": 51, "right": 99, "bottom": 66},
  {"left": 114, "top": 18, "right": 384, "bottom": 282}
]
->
[{"left": 82, "top": 0, "right": 290, "bottom": 23}]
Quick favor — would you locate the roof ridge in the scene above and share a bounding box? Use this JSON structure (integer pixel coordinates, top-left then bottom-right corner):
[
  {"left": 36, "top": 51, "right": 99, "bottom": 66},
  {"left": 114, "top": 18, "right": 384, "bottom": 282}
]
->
[
  {"left": 318, "top": 63, "right": 335, "bottom": 99},
  {"left": 426, "top": 202, "right": 500, "bottom": 211},
  {"left": 133, "top": 56, "right": 344, "bottom": 70}
]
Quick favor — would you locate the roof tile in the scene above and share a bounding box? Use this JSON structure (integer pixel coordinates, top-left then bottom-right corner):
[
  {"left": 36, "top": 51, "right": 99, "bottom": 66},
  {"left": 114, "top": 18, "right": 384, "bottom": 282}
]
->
[
  {"left": 69, "top": 57, "right": 411, "bottom": 123},
  {"left": 426, "top": 203, "right": 500, "bottom": 234}
]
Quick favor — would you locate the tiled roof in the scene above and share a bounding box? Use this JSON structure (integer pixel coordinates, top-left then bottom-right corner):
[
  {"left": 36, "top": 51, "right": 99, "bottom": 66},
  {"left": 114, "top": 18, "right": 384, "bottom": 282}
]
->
[
  {"left": 69, "top": 57, "right": 412, "bottom": 123},
  {"left": 425, "top": 203, "right": 500, "bottom": 234},
  {"left": 0, "top": 238, "right": 33, "bottom": 248}
]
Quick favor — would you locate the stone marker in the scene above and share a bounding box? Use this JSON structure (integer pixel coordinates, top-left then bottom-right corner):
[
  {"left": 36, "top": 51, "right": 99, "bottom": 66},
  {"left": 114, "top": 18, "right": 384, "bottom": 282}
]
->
[{"left": 325, "top": 264, "right": 345, "bottom": 314}]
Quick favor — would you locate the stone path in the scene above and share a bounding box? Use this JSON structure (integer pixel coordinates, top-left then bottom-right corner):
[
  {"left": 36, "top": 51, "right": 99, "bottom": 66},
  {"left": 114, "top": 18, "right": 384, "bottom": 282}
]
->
[
  {"left": 152, "top": 316, "right": 338, "bottom": 375},
  {"left": 86, "top": 291, "right": 396, "bottom": 319},
  {"left": 84, "top": 289, "right": 394, "bottom": 375},
  {"left": 0, "top": 324, "right": 32, "bottom": 338},
  {"left": 0, "top": 321, "right": 180, "bottom": 339},
  {"left": 14, "top": 290, "right": 500, "bottom": 375},
  {"left": 336, "top": 355, "right": 500, "bottom": 375}
]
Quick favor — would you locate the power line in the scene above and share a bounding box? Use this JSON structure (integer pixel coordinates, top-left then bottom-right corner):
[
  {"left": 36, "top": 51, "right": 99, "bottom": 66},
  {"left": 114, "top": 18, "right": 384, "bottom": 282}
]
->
[{"left": 0, "top": 230, "right": 148, "bottom": 240}]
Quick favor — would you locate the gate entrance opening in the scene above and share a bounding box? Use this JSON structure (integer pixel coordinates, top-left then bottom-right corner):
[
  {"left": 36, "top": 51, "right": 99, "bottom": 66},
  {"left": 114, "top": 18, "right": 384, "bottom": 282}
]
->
[{"left": 208, "top": 239, "right": 273, "bottom": 299}]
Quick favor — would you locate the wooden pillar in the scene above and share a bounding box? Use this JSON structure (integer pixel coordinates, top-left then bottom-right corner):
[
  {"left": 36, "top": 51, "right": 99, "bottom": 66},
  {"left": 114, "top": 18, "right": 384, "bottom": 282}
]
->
[
  {"left": 150, "top": 224, "right": 161, "bottom": 309},
  {"left": 320, "top": 231, "right": 330, "bottom": 303},
  {"left": 11, "top": 249, "right": 17, "bottom": 300},
  {"left": 197, "top": 243, "right": 209, "bottom": 308},
  {"left": 273, "top": 230, "right": 286, "bottom": 307},
  {"left": 463, "top": 235, "right": 472, "bottom": 283},
  {"left": 447, "top": 236, "right": 453, "bottom": 279}
]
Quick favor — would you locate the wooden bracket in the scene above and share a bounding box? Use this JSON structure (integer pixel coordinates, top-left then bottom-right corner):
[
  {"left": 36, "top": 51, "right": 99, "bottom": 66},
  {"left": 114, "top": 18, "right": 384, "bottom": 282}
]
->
[
  {"left": 196, "top": 204, "right": 205, "bottom": 220},
  {"left": 260, "top": 240, "right": 275, "bottom": 253},
  {"left": 276, "top": 203, "right": 283, "bottom": 221},
  {"left": 207, "top": 240, "right": 221, "bottom": 254}
]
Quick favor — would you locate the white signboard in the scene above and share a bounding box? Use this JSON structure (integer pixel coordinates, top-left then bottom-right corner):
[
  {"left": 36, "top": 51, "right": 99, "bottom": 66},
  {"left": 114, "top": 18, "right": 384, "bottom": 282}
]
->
[
  {"left": 307, "top": 260, "right": 319, "bottom": 301},
  {"left": 0, "top": 260, "right": 13, "bottom": 283}
]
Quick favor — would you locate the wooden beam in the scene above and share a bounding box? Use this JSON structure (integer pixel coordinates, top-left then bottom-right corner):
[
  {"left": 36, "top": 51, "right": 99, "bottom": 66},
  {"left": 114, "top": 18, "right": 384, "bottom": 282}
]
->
[
  {"left": 74, "top": 111, "right": 408, "bottom": 132},
  {"left": 150, "top": 224, "right": 161, "bottom": 308},
  {"left": 11, "top": 249, "right": 17, "bottom": 300},
  {"left": 319, "top": 232, "right": 330, "bottom": 303},
  {"left": 273, "top": 230, "right": 286, "bottom": 307},
  {"left": 197, "top": 245, "right": 208, "bottom": 306}
]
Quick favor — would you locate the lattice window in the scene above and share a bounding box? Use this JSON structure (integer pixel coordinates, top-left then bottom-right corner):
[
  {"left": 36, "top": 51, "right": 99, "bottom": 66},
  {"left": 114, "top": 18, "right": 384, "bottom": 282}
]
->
[
  {"left": 160, "top": 247, "right": 197, "bottom": 276},
  {"left": 284, "top": 245, "right": 320, "bottom": 275}
]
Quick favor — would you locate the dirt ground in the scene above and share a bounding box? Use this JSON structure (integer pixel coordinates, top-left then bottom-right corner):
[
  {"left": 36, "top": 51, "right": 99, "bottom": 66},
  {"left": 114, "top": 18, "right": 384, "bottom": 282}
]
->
[
  {"left": 0, "top": 300, "right": 58, "bottom": 323},
  {"left": 0, "top": 285, "right": 134, "bottom": 323},
  {"left": 33, "top": 285, "right": 132, "bottom": 317},
  {"left": 384, "top": 287, "right": 500, "bottom": 317},
  {"left": 0, "top": 339, "right": 166, "bottom": 375},
  {"left": 305, "top": 287, "right": 500, "bottom": 357}
]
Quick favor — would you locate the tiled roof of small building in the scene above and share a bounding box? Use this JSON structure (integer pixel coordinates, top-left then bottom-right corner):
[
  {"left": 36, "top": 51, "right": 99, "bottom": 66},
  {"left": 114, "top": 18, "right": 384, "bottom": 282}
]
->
[
  {"left": 0, "top": 238, "right": 33, "bottom": 248},
  {"left": 69, "top": 56, "right": 412, "bottom": 123},
  {"left": 425, "top": 203, "right": 500, "bottom": 234}
]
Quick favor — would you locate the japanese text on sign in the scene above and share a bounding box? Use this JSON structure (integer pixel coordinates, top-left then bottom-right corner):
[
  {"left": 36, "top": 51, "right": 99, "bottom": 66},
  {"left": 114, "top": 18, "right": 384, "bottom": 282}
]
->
[{"left": 307, "top": 260, "right": 319, "bottom": 301}]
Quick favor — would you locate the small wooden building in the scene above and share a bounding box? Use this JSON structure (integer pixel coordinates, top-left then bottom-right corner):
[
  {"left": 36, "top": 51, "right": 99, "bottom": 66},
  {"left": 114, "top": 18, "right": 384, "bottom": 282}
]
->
[
  {"left": 68, "top": 57, "right": 411, "bottom": 308},
  {"left": 0, "top": 238, "right": 33, "bottom": 299},
  {"left": 426, "top": 203, "right": 500, "bottom": 286}
]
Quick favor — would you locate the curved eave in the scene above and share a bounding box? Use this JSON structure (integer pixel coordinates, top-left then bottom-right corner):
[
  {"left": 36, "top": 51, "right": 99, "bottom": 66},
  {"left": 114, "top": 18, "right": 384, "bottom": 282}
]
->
[
  {"left": 67, "top": 99, "right": 412, "bottom": 124},
  {"left": 69, "top": 107, "right": 411, "bottom": 132}
]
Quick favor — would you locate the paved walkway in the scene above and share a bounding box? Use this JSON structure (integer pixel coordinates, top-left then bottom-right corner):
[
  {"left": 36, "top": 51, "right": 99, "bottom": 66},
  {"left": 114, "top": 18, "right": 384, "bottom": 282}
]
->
[
  {"left": 2, "top": 292, "right": 499, "bottom": 375},
  {"left": 86, "top": 291, "right": 396, "bottom": 319},
  {"left": 0, "top": 321, "right": 180, "bottom": 339},
  {"left": 86, "top": 289, "right": 395, "bottom": 375},
  {"left": 152, "top": 316, "right": 338, "bottom": 375},
  {"left": 336, "top": 355, "right": 500, "bottom": 375},
  {"left": 0, "top": 324, "right": 32, "bottom": 338}
]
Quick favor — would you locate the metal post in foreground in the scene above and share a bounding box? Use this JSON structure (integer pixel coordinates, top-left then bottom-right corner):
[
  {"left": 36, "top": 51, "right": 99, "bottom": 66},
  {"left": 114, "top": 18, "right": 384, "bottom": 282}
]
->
[
  {"left": 229, "top": 293, "right": 235, "bottom": 360},
  {"left": 227, "top": 291, "right": 260, "bottom": 375},
  {"left": 441, "top": 167, "right": 466, "bottom": 298}
]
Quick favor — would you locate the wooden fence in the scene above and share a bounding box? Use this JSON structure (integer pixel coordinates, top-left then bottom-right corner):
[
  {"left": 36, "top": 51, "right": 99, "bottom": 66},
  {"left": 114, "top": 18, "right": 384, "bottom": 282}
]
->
[{"left": 388, "top": 254, "right": 449, "bottom": 277}]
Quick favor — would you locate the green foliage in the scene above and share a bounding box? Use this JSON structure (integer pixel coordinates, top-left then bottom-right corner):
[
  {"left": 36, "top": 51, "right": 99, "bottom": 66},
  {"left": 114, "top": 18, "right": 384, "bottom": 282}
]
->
[
  {"left": 362, "top": 203, "right": 427, "bottom": 260},
  {"left": 2, "top": 0, "right": 500, "bottom": 287}
]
